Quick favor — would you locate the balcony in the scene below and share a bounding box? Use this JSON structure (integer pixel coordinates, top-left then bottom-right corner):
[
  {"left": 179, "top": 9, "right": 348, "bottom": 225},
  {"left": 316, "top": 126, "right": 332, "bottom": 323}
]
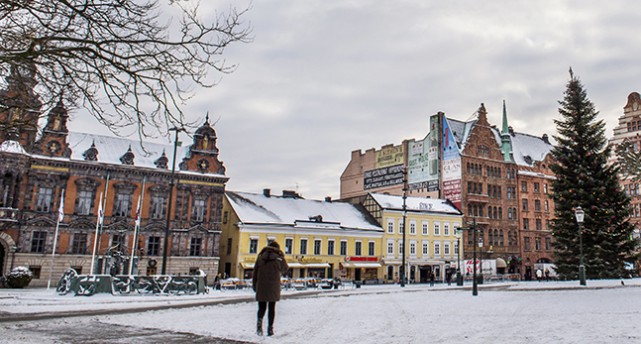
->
[
  {"left": 466, "top": 193, "right": 489, "bottom": 203},
  {"left": 0, "top": 207, "right": 19, "bottom": 223}
]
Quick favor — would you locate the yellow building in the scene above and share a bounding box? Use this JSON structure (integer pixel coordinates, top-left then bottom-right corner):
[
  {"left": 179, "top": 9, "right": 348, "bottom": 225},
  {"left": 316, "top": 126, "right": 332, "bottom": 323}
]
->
[
  {"left": 362, "top": 193, "right": 464, "bottom": 283},
  {"left": 220, "top": 190, "right": 384, "bottom": 282}
]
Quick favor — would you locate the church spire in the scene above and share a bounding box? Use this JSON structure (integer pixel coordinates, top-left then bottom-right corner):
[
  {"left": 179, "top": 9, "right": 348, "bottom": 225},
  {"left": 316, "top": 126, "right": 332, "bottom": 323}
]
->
[{"left": 500, "top": 100, "right": 512, "bottom": 162}]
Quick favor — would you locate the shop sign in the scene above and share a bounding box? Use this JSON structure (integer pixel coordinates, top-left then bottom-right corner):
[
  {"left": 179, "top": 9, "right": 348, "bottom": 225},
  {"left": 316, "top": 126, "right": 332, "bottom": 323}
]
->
[{"left": 346, "top": 256, "right": 378, "bottom": 262}]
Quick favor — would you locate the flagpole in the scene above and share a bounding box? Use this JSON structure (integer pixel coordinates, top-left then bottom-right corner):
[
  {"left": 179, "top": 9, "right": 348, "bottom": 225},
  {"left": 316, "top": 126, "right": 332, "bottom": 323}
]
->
[
  {"left": 129, "top": 177, "right": 145, "bottom": 275},
  {"left": 90, "top": 192, "right": 103, "bottom": 275},
  {"left": 47, "top": 189, "right": 65, "bottom": 290},
  {"left": 94, "top": 173, "right": 110, "bottom": 274}
]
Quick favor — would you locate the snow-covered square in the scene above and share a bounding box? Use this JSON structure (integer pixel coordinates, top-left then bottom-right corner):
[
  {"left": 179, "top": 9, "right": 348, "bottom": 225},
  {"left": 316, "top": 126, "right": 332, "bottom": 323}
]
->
[{"left": 1, "top": 279, "right": 640, "bottom": 344}]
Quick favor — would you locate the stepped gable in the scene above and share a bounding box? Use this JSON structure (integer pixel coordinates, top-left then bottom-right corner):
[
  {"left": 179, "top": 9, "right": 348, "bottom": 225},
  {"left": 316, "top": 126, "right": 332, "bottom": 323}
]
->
[
  {"left": 446, "top": 102, "right": 552, "bottom": 166},
  {"left": 179, "top": 114, "right": 226, "bottom": 175}
]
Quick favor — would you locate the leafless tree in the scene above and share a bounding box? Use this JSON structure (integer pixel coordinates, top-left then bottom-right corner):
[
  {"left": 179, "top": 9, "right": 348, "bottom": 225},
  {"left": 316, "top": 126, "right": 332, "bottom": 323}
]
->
[
  {"left": 0, "top": 0, "right": 251, "bottom": 138},
  {"left": 615, "top": 140, "right": 641, "bottom": 182}
]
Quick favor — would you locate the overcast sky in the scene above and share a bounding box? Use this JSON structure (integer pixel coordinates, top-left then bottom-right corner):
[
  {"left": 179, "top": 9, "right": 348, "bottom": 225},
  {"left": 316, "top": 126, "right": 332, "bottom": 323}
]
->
[{"left": 69, "top": 0, "right": 641, "bottom": 200}]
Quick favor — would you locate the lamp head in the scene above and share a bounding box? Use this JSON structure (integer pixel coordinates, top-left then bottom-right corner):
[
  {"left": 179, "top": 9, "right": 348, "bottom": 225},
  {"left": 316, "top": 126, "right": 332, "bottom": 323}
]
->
[{"left": 574, "top": 206, "right": 585, "bottom": 223}]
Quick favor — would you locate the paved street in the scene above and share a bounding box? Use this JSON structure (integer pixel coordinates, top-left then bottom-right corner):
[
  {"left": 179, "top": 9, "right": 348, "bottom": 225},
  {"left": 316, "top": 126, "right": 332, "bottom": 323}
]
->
[{"left": 1, "top": 319, "right": 252, "bottom": 344}]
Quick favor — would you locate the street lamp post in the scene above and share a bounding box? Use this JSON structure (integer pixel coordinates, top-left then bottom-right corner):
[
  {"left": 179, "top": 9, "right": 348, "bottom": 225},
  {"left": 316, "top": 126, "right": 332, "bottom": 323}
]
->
[
  {"left": 400, "top": 168, "right": 408, "bottom": 287},
  {"left": 161, "top": 127, "right": 185, "bottom": 275},
  {"left": 456, "top": 217, "right": 478, "bottom": 296},
  {"left": 574, "top": 206, "right": 586, "bottom": 286},
  {"left": 456, "top": 233, "right": 463, "bottom": 286}
]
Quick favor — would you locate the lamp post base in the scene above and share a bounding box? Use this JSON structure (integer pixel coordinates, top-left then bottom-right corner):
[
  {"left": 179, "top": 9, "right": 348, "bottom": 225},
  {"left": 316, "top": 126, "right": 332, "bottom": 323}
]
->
[{"left": 579, "top": 265, "right": 586, "bottom": 286}]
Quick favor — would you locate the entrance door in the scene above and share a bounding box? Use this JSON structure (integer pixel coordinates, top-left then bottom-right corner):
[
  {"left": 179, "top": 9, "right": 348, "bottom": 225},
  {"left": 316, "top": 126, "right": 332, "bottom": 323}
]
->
[
  {"left": 354, "top": 268, "right": 361, "bottom": 281},
  {"left": 419, "top": 266, "right": 431, "bottom": 283}
]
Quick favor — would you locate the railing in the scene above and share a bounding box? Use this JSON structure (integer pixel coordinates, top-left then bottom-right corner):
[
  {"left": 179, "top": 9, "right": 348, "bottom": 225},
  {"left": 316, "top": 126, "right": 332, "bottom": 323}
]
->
[{"left": 56, "top": 269, "right": 206, "bottom": 296}]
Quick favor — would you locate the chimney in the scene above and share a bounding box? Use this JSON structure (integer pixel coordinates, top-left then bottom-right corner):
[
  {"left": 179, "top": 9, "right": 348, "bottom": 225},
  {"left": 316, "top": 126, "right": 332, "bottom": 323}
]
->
[
  {"left": 542, "top": 133, "right": 550, "bottom": 144},
  {"left": 263, "top": 188, "right": 271, "bottom": 197},
  {"left": 282, "top": 190, "right": 301, "bottom": 199},
  {"left": 325, "top": 196, "right": 332, "bottom": 202}
]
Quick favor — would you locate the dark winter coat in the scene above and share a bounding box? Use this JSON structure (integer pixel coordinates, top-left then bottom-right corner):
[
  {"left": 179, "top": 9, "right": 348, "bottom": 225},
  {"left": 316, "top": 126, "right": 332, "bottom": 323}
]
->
[{"left": 252, "top": 246, "right": 289, "bottom": 302}]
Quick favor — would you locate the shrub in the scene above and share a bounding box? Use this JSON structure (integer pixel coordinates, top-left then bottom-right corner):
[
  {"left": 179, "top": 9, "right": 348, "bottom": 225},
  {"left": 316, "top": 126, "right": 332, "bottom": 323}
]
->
[{"left": 6, "top": 266, "right": 33, "bottom": 288}]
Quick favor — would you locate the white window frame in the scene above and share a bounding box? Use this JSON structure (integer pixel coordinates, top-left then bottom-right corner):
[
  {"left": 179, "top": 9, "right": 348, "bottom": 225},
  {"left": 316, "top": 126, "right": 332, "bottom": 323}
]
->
[
  {"left": 422, "top": 240, "right": 429, "bottom": 256},
  {"left": 387, "top": 219, "right": 395, "bottom": 234},
  {"left": 387, "top": 240, "right": 394, "bottom": 255},
  {"left": 409, "top": 220, "right": 416, "bottom": 235},
  {"left": 434, "top": 222, "right": 441, "bottom": 236},
  {"left": 422, "top": 221, "right": 429, "bottom": 235},
  {"left": 444, "top": 223, "right": 450, "bottom": 236},
  {"left": 444, "top": 241, "right": 451, "bottom": 257},
  {"left": 434, "top": 241, "right": 441, "bottom": 257},
  {"left": 409, "top": 240, "right": 416, "bottom": 256}
]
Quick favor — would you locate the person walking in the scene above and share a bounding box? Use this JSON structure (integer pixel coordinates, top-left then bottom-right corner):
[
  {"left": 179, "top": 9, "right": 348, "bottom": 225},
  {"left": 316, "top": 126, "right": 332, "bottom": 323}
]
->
[{"left": 252, "top": 241, "right": 288, "bottom": 336}]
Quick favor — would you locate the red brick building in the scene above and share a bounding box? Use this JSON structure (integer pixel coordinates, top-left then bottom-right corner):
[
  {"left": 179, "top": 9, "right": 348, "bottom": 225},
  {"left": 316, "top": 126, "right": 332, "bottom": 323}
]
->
[
  {"left": 0, "top": 65, "right": 227, "bottom": 286},
  {"left": 340, "top": 102, "right": 555, "bottom": 279}
]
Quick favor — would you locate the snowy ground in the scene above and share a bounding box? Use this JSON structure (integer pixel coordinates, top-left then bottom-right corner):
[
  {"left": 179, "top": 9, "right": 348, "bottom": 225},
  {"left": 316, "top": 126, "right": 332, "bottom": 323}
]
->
[{"left": 2, "top": 279, "right": 641, "bottom": 344}]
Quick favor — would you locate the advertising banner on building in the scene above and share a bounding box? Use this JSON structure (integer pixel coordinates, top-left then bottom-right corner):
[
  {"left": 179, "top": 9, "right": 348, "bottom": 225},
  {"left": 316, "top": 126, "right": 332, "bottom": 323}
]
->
[
  {"left": 363, "top": 164, "right": 404, "bottom": 190},
  {"left": 408, "top": 114, "right": 439, "bottom": 191},
  {"left": 375, "top": 145, "right": 404, "bottom": 169},
  {"left": 441, "top": 117, "right": 462, "bottom": 209}
]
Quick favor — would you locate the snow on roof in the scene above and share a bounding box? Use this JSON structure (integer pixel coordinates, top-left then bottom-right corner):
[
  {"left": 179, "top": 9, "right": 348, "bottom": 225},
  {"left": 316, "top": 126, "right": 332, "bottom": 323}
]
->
[
  {"left": 445, "top": 117, "right": 476, "bottom": 151},
  {"left": 445, "top": 114, "right": 552, "bottom": 167},
  {"left": 369, "top": 193, "right": 462, "bottom": 215},
  {"left": 0, "top": 140, "right": 27, "bottom": 154},
  {"left": 226, "top": 191, "right": 383, "bottom": 231},
  {"left": 509, "top": 132, "right": 553, "bottom": 166},
  {"left": 66, "top": 132, "right": 188, "bottom": 169}
]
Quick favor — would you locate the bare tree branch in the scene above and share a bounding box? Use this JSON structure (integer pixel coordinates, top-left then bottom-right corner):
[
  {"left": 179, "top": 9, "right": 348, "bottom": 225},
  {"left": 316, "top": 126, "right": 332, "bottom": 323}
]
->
[{"left": 0, "top": 0, "right": 252, "bottom": 139}]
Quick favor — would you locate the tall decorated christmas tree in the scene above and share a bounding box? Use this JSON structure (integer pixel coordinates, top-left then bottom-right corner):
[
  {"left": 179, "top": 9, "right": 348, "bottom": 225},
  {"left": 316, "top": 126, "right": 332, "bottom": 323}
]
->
[{"left": 550, "top": 70, "right": 639, "bottom": 279}]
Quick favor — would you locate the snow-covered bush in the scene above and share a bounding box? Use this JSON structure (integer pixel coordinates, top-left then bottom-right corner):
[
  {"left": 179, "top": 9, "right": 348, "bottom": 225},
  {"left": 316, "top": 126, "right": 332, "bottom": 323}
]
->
[{"left": 6, "top": 266, "right": 33, "bottom": 288}]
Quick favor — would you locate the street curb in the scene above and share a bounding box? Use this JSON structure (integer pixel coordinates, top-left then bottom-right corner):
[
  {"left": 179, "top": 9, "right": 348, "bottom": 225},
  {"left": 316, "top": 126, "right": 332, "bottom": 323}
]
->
[{"left": 0, "top": 289, "right": 324, "bottom": 323}]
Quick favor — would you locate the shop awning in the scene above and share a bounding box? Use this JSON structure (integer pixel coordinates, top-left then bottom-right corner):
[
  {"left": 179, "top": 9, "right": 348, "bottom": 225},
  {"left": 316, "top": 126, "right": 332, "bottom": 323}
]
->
[
  {"left": 305, "top": 263, "right": 331, "bottom": 268},
  {"left": 344, "top": 262, "right": 382, "bottom": 268},
  {"left": 496, "top": 258, "right": 507, "bottom": 268},
  {"left": 240, "top": 262, "right": 254, "bottom": 269},
  {"left": 287, "top": 262, "right": 330, "bottom": 268}
]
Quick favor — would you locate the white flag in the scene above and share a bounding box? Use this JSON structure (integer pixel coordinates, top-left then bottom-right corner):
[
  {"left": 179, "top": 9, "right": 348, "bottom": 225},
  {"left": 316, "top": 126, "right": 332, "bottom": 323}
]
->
[
  {"left": 97, "top": 194, "right": 104, "bottom": 225},
  {"left": 57, "top": 190, "right": 65, "bottom": 222},
  {"left": 134, "top": 195, "right": 142, "bottom": 228}
]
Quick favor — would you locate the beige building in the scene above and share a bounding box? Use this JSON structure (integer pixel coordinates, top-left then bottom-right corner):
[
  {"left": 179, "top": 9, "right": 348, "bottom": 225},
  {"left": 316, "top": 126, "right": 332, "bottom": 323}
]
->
[
  {"left": 362, "top": 193, "right": 463, "bottom": 283},
  {"left": 220, "top": 190, "right": 384, "bottom": 282}
]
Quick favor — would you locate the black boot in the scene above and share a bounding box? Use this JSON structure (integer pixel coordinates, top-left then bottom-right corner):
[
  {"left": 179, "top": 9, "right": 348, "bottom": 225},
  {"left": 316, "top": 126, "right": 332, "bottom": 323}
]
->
[
  {"left": 257, "top": 319, "right": 263, "bottom": 336},
  {"left": 267, "top": 325, "right": 274, "bottom": 336}
]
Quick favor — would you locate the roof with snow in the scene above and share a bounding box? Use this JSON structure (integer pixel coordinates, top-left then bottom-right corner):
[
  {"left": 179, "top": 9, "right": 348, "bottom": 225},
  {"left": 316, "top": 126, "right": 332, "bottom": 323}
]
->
[
  {"left": 0, "top": 140, "right": 27, "bottom": 154},
  {"left": 442, "top": 115, "right": 552, "bottom": 167},
  {"left": 226, "top": 191, "right": 383, "bottom": 231},
  {"left": 369, "top": 193, "right": 462, "bottom": 215},
  {"left": 1, "top": 131, "right": 226, "bottom": 178},
  {"left": 508, "top": 131, "right": 553, "bottom": 166},
  {"left": 66, "top": 132, "right": 189, "bottom": 170}
]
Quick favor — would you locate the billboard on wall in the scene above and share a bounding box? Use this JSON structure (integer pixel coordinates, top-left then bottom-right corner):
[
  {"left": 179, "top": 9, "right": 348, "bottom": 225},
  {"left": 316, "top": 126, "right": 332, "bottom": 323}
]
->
[
  {"left": 408, "top": 114, "right": 439, "bottom": 191},
  {"left": 364, "top": 164, "right": 404, "bottom": 190},
  {"left": 441, "top": 117, "right": 462, "bottom": 209},
  {"left": 363, "top": 145, "right": 405, "bottom": 190},
  {"left": 375, "top": 145, "right": 404, "bottom": 169}
]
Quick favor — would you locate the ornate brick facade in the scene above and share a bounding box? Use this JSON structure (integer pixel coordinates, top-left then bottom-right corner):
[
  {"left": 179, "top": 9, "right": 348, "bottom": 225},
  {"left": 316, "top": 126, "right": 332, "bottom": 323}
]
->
[{"left": 0, "top": 67, "right": 227, "bottom": 286}]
